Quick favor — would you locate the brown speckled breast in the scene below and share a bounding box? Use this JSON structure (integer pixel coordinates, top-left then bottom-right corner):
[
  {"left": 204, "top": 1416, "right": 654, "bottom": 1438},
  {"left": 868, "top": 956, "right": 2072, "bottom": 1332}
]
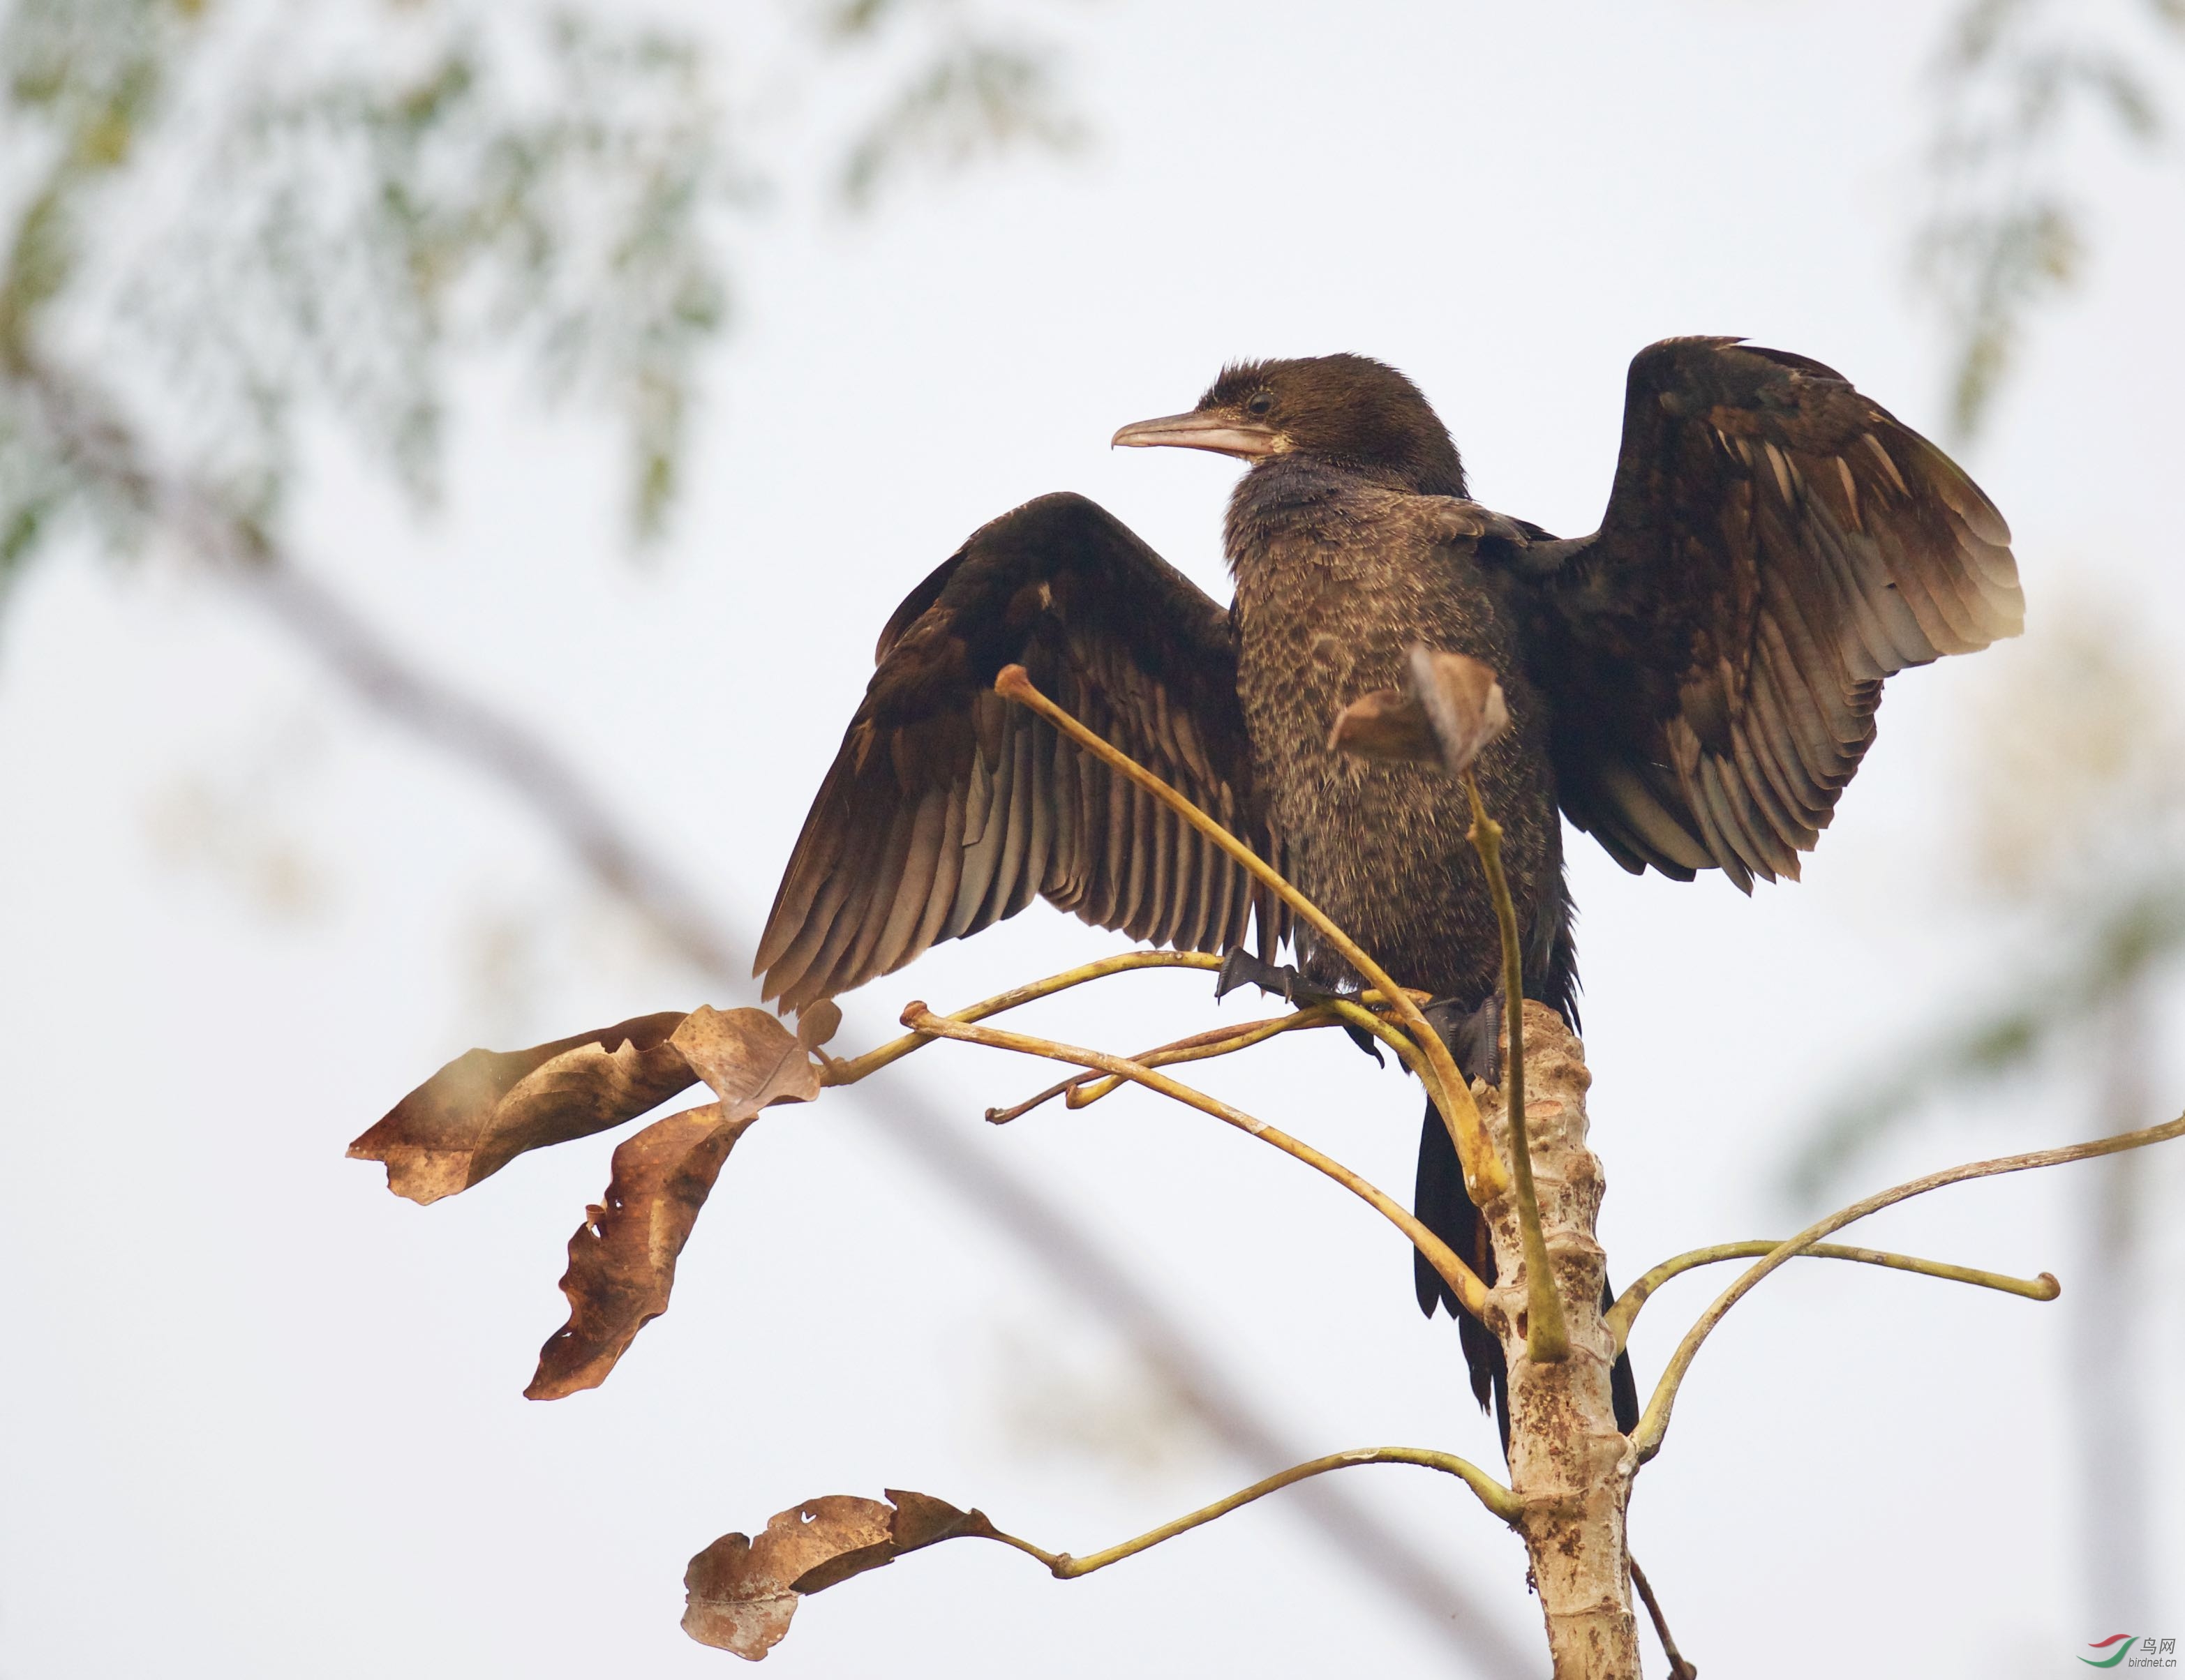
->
[{"left": 1225, "top": 464, "right": 1567, "bottom": 1004}]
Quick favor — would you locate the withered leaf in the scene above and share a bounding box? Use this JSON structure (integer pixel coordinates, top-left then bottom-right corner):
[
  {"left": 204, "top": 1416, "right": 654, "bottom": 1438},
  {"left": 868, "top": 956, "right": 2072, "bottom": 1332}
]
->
[
  {"left": 528, "top": 1007, "right": 825, "bottom": 1400},
  {"left": 795, "top": 999, "right": 842, "bottom": 1053},
  {"left": 1327, "top": 647, "right": 1509, "bottom": 779},
  {"left": 671, "top": 1006, "right": 823, "bottom": 1111},
  {"left": 348, "top": 1012, "right": 697, "bottom": 1205},
  {"left": 683, "top": 1491, "right": 999, "bottom": 1660},
  {"left": 1408, "top": 645, "right": 1509, "bottom": 777},
  {"left": 1326, "top": 684, "right": 1438, "bottom": 763}
]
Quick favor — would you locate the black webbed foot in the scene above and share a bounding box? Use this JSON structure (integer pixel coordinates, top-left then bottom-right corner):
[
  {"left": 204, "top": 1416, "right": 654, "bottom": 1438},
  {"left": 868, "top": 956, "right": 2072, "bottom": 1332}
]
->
[
  {"left": 1421, "top": 992, "right": 1504, "bottom": 1086},
  {"left": 1214, "top": 948, "right": 1383, "bottom": 1066},
  {"left": 1214, "top": 947, "right": 1311, "bottom": 1004}
]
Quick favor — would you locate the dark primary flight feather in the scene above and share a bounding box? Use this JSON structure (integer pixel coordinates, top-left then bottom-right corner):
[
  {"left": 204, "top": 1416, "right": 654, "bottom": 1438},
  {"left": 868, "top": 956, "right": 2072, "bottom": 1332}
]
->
[
  {"left": 756, "top": 492, "right": 1275, "bottom": 1012},
  {"left": 1516, "top": 337, "right": 2022, "bottom": 890}
]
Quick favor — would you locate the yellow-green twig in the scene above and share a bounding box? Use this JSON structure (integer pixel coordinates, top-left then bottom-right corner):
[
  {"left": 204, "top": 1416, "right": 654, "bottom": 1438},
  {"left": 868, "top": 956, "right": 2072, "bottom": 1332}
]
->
[
  {"left": 902, "top": 1003, "right": 1493, "bottom": 1321},
  {"left": 1461, "top": 769, "right": 1568, "bottom": 1365},
  {"left": 978, "top": 1447, "right": 1520, "bottom": 1578},
  {"left": 997, "top": 1007, "right": 1347, "bottom": 1122},
  {"left": 1607, "top": 1240, "right": 2059, "bottom": 1353},
  {"left": 821, "top": 949, "right": 1223, "bottom": 1088},
  {"left": 995, "top": 995, "right": 1439, "bottom": 1124},
  {"left": 1632, "top": 1109, "right": 2185, "bottom": 1463},
  {"left": 995, "top": 664, "right": 1508, "bottom": 1203}
]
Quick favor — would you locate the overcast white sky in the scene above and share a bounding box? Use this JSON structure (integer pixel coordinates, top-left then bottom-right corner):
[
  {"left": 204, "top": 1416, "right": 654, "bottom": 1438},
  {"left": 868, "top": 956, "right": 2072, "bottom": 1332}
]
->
[{"left": 3, "top": 2, "right": 2184, "bottom": 1677}]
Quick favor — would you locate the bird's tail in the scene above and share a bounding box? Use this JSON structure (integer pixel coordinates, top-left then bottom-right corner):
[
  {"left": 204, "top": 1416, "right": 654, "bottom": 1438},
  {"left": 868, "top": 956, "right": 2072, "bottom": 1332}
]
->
[{"left": 1413, "top": 1097, "right": 1639, "bottom": 1453}]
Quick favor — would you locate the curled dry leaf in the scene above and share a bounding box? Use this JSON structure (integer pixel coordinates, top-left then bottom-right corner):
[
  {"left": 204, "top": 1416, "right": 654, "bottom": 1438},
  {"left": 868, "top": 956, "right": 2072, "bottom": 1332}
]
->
[
  {"left": 348, "top": 1012, "right": 697, "bottom": 1205},
  {"left": 1409, "top": 646, "right": 1509, "bottom": 777},
  {"left": 683, "top": 1490, "right": 999, "bottom": 1660},
  {"left": 1326, "top": 647, "right": 1509, "bottom": 779},
  {"left": 526, "top": 1007, "right": 824, "bottom": 1400},
  {"left": 1326, "top": 684, "right": 1438, "bottom": 764},
  {"left": 795, "top": 999, "right": 842, "bottom": 1053}
]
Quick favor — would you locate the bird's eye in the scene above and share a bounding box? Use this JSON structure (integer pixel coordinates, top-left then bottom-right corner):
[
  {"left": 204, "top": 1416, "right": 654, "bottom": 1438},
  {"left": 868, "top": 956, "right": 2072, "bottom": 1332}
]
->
[{"left": 1246, "top": 393, "right": 1275, "bottom": 417}]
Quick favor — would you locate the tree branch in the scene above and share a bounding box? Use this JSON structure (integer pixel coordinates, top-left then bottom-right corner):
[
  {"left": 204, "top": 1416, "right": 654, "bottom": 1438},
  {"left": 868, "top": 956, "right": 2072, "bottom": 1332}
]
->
[
  {"left": 1630, "top": 1556, "right": 1698, "bottom": 1680},
  {"left": 1608, "top": 1240, "right": 2059, "bottom": 1351},
  {"left": 1634, "top": 1110, "right": 2185, "bottom": 1462},
  {"left": 901, "top": 1003, "right": 1495, "bottom": 1322},
  {"left": 984, "top": 1446, "right": 1521, "bottom": 1576},
  {"left": 819, "top": 950, "right": 1223, "bottom": 1087},
  {"left": 1463, "top": 768, "right": 1568, "bottom": 1365}
]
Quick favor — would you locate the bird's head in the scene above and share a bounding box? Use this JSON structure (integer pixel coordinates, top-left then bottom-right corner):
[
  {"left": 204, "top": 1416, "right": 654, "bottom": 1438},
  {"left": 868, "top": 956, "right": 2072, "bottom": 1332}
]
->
[{"left": 1111, "top": 354, "right": 1466, "bottom": 496}]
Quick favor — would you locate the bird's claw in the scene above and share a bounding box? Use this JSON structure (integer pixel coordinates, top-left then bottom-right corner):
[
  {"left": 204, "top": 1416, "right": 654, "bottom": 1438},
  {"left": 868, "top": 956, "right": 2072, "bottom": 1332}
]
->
[
  {"left": 1422, "top": 992, "right": 1503, "bottom": 1086},
  {"left": 1214, "top": 947, "right": 1311, "bottom": 1003},
  {"left": 1215, "top": 948, "right": 1385, "bottom": 1067}
]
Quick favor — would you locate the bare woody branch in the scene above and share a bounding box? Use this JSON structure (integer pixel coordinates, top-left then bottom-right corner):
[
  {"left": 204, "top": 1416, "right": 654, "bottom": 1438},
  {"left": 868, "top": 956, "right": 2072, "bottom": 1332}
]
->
[
  {"left": 1607, "top": 1240, "right": 2059, "bottom": 1351},
  {"left": 1634, "top": 1109, "right": 2185, "bottom": 1462},
  {"left": 989, "top": 985, "right": 1433, "bottom": 1123},
  {"left": 1463, "top": 763, "right": 1568, "bottom": 1365},
  {"left": 996, "top": 1445, "right": 1521, "bottom": 1573},
  {"left": 902, "top": 1003, "right": 1495, "bottom": 1323},
  {"left": 818, "top": 949, "right": 1225, "bottom": 1086},
  {"left": 1630, "top": 1557, "right": 1699, "bottom": 1680}
]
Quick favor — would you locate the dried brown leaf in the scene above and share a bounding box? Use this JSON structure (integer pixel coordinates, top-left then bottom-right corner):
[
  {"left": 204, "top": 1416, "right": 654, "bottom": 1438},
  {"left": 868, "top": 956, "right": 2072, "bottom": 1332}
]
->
[
  {"left": 1408, "top": 646, "right": 1509, "bottom": 777},
  {"left": 683, "top": 1491, "right": 999, "bottom": 1660},
  {"left": 1329, "top": 650, "right": 1508, "bottom": 777},
  {"left": 348, "top": 1012, "right": 696, "bottom": 1205},
  {"left": 525, "top": 1102, "right": 750, "bottom": 1399},
  {"left": 796, "top": 999, "right": 843, "bottom": 1052},
  {"left": 1327, "top": 685, "right": 1439, "bottom": 763},
  {"left": 527, "top": 1007, "right": 825, "bottom": 1399},
  {"left": 672, "top": 1005, "right": 824, "bottom": 1111}
]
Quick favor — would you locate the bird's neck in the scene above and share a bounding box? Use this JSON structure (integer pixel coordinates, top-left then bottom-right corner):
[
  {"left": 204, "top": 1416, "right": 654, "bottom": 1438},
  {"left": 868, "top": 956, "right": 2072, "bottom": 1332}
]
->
[{"left": 1223, "top": 456, "right": 1429, "bottom": 580}]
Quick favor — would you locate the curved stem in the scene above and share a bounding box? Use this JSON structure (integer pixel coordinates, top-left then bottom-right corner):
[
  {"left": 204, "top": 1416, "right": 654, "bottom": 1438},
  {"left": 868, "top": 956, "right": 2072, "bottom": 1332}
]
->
[
  {"left": 1630, "top": 1557, "right": 1698, "bottom": 1680},
  {"left": 983, "top": 1447, "right": 1521, "bottom": 1578},
  {"left": 994, "top": 996, "right": 1438, "bottom": 1124},
  {"left": 999, "top": 1007, "right": 1347, "bottom": 1122},
  {"left": 1608, "top": 1240, "right": 2059, "bottom": 1352},
  {"left": 1633, "top": 1110, "right": 2185, "bottom": 1462},
  {"left": 1461, "top": 770, "right": 1567, "bottom": 1364},
  {"left": 822, "top": 950, "right": 1223, "bottom": 1087},
  {"left": 995, "top": 664, "right": 1507, "bottom": 1202},
  {"left": 901, "top": 1004, "right": 1493, "bottom": 1321}
]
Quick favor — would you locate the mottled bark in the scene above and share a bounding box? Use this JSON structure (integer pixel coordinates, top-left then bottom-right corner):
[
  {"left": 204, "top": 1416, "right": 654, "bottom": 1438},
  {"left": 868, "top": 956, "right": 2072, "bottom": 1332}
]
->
[{"left": 1477, "top": 1004, "right": 1640, "bottom": 1679}]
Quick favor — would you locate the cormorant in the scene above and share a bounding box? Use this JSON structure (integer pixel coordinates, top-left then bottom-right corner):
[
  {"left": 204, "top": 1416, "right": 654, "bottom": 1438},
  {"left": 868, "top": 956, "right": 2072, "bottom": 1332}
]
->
[{"left": 752, "top": 338, "right": 2022, "bottom": 1446}]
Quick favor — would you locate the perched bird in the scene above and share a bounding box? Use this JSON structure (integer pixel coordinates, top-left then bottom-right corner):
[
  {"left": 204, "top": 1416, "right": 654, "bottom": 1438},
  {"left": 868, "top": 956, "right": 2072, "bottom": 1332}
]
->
[{"left": 754, "top": 338, "right": 2022, "bottom": 1446}]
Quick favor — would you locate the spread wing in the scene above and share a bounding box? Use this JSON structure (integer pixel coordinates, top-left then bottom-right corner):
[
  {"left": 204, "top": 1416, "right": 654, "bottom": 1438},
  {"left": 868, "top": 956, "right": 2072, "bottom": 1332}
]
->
[
  {"left": 1517, "top": 336, "right": 2024, "bottom": 890},
  {"left": 756, "top": 491, "right": 1271, "bottom": 1012}
]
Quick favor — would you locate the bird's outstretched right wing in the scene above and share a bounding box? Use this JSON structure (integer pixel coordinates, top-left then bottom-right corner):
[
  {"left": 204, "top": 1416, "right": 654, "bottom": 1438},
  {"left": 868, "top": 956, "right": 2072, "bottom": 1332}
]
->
[{"left": 756, "top": 492, "right": 1274, "bottom": 1012}]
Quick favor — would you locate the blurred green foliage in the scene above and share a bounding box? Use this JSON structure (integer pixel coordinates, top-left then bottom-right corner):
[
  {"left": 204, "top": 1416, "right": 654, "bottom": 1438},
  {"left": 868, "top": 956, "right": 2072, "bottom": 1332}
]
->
[
  {"left": 1919, "top": 0, "right": 2185, "bottom": 437},
  {"left": 0, "top": 0, "right": 1075, "bottom": 601}
]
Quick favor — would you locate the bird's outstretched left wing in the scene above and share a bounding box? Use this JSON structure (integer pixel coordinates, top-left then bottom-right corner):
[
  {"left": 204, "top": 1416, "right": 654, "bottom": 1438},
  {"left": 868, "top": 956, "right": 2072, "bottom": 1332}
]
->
[
  {"left": 756, "top": 492, "right": 1271, "bottom": 1012},
  {"left": 1511, "top": 336, "right": 2024, "bottom": 890}
]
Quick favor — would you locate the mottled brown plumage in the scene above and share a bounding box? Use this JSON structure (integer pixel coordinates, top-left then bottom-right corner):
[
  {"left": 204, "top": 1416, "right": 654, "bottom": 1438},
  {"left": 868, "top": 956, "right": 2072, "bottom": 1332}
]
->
[{"left": 753, "top": 338, "right": 2024, "bottom": 1446}]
